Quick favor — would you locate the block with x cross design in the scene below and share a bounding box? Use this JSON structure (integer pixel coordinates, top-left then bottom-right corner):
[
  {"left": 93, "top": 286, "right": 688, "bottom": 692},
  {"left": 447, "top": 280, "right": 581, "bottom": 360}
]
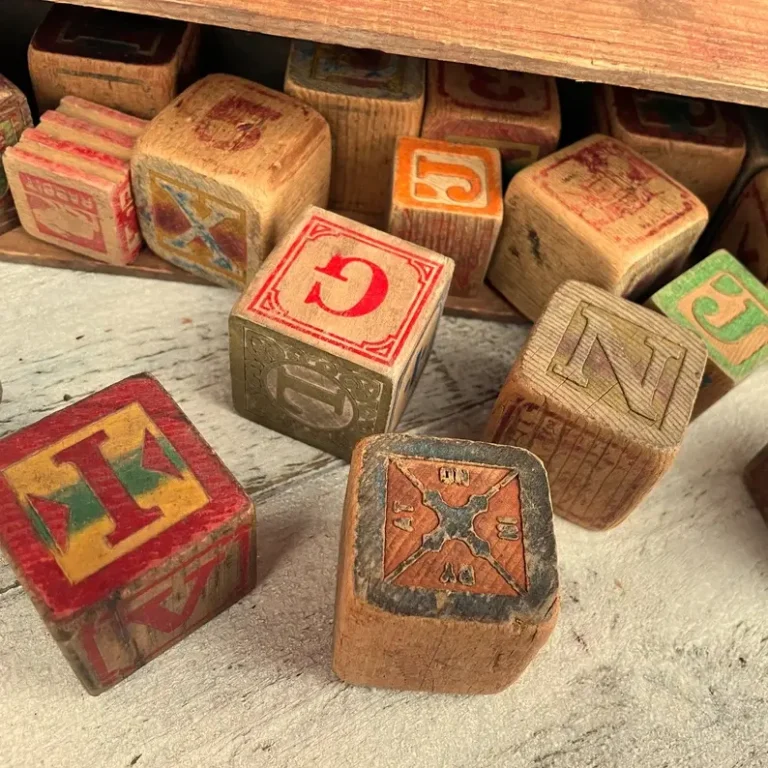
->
[
  {"left": 131, "top": 74, "right": 332, "bottom": 288},
  {"left": 333, "top": 433, "right": 559, "bottom": 694}
]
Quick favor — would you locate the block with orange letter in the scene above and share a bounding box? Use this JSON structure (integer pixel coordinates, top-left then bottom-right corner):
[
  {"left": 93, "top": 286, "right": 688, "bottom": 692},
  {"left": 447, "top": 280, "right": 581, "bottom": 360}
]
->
[
  {"left": 230, "top": 207, "right": 454, "bottom": 460},
  {"left": 0, "top": 374, "right": 256, "bottom": 694},
  {"left": 388, "top": 137, "right": 503, "bottom": 298},
  {"left": 422, "top": 61, "right": 560, "bottom": 178}
]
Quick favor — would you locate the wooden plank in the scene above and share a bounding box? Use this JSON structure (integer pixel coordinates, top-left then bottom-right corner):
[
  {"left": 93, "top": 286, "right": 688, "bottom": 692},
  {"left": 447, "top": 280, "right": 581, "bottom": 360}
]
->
[{"left": 45, "top": 0, "right": 768, "bottom": 107}]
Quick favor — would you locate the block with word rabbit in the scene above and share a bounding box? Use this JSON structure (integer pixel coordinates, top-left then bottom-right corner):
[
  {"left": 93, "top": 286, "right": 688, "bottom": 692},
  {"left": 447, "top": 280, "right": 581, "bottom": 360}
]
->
[
  {"left": 487, "top": 135, "right": 709, "bottom": 321},
  {"left": 486, "top": 281, "right": 707, "bottom": 530},
  {"left": 388, "top": 137, "right": 503, "bottom": 297},
  {"left": 29, "top": 4, "right": 199, "bottom": 118},
  {"left": 333, "top": 433, "right": 559, "bottom": 694},
  {"left": 230, "top": 207, "right": 453, "bottom": 460},
  {"left": 285, "top": 42, "right": 425, "bottom": 215},
  {"left": 0, "top": 75, "right": 33, "bottom": 234},
  {"left": 745, "top": 443, "right": 768, "bottom": 524},
  {"left": 132, "top": 74, "right": 331, "bottom": 288},
  {"left": 647, "top": 250, "right": 768, "bottom": 417},
  {"left": 0, "top": 375, "right": 256, "bottom": 694}
]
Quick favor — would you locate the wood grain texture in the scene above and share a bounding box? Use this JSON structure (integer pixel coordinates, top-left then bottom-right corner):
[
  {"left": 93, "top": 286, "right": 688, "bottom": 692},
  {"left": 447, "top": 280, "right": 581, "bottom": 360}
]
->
[
  {"left": 284, "top": 42, "right": 424, "bottom": 214},
  {"left": 28, "top": 4, "right": 200, "bottom": 118},
  {"left": 0, "top": 74, "right": 33, "bottom": 234},
  {"left": 647, "top": 249, "right": 768, "bottom": 418},
  {"left": 230, "top": 206, "right": 454, "bottom": 460},
  {"left": 333, "top": 433, "right": 559, "bottom": 694},
  {"left": 487, "top": 134, "right": 710, "bottom": 321},
  {"left": 388, "top": 137, "right": 503, "bottom": 297},
  {"left": 132, "top": 73, "right": 331, "bottom": 288},
  {"left": 744, "top": 442, "right": 768, "bottom": 523},
  {"left": 486, "top": 281, "right": 708, "bottom": 530}
]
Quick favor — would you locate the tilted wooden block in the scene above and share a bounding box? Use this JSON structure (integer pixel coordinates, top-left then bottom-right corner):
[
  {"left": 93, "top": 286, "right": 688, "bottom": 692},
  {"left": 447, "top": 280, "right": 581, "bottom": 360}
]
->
[
  {"left": 388, "top": 136, "right": 503, "bottom": 297},
  {"left": 132, "top": 74, "right": 331, "bottom": 289},
  {"left": 422, "top": 61, "right": 560, "bottom": 178},
  {"left": 595, "top": 86, "right": 745, "bottom": 212},
  {"left": 487, "top": 135, "right": 709, "bottom": 321},
  {"left": 28, "top": 5, "right": 200, "bottom": 118},
  {"left": 0, "top": 375, "right": 256, "bottom": 694},
  {"left": 0, "top": 75, "right": 33, "bottom": 234},
  {"left": 57, "top": 95, "right": 149, "bottom": 138},
  {"left": 486, "top": 281, "right": 708, "bottom": 530},
  {"left": 647, "top": 250, "right": 768, "bottom": 418},
  {"left": 284, "top": 42, "right": 424, "bottom": 215},
  {"left": 333, "top": 433, "right": 559, "bottom": 694},
  {"left": 744, "top": 443, "right": 768, "bottom": 523},
  {"left": 230, "top": 207, "right": 453, "bottom": 460}
]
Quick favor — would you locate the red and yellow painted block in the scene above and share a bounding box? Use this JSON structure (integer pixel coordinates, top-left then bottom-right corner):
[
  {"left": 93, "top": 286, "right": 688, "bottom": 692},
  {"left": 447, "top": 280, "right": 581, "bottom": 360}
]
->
[
  {"left": 0, "top": 375, "right": 256, "bottom": 694},
  {"left": 0, "top": 74, "right": 33, "bottom": 234},
  {"left": 388, "top": 136, "right": 503, "bottom": 297}
]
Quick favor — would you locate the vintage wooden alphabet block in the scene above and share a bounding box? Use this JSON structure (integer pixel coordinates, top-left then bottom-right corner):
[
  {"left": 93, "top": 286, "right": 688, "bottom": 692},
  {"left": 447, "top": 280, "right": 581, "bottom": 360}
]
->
[
  {"left": 28, "top": 5, "right": 200, "bottom": 118},
  {"left": 0, "top": 75, "right": 33, "bottom": 234},
  {"left": 0, "top": 374, "right": 256, "bottom": 694},
  {"left": 422, "top": 61, "right": 560, "bottom": 178},
  {"left": 647, "top": 250, "right": 768, "bottom": 417},
  {"left": 487, "top": 135, "right": 709, "bottom": 321},
  {"left": 486, "top": 281, "right": 708, "bottom": 530},
  {"left": 595, "top": 86, "right": 745, "bottom": 212},
  {"left": 388, "top": 136, "right": 503, "bottom": 297},
  {"left": 333, "top": 433, "right": 559, "bottom": 694},
  {"left": 132, "top": 74, "right": 331, "bottom": 289},
  {"left": 284, "top": 41, "right": 425, "bottom": 215},
  {"left": 744, "top": 443, "right": 768, "bottom": 523},
  {"left": 230, "top": 207, "right": 453, "bottom": 460}
]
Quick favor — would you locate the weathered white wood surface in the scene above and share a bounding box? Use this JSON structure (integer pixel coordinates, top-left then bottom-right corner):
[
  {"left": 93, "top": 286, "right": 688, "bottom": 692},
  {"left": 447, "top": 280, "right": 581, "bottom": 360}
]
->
[{"left": 0, "top": 261, "right": 767, "bottom": 768}]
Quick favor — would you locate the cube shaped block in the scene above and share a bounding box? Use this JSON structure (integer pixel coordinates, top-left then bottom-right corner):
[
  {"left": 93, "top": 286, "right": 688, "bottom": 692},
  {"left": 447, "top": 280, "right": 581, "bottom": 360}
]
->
[
  {"left": 285, "top": 42, "right": 425, "bottom": 215},
  {"left": 132, "top": 74, "right": 332, "bottom": 289},
  {"left": 388, "top": 136, "right": 503, "bottom": 298},
  {"left": 486, "top": 281, "right": 708, "bottom": 530},
  {"left": 0, "top": 375, "right": 256, "bottom": 694},
  {"left": 29, "top": 5, "right": 200, "bottom": 118},
  {"left": 647, "top": 250, "right": 768, "bottom": 417},
  {"left": 230, "top": 207, "right": 453, "bottom": 460},
  {"left": 422, "top": 61, "right": 560, "bottom": 177},
  {"left": 333, "top": 433, "right": 559, "bottom": 694},
  {"left": 487, "top": 135, "right": 709, "bottom": 321},
  {"left": 0, "top": 75, "right": 33, "bottom": 233}
]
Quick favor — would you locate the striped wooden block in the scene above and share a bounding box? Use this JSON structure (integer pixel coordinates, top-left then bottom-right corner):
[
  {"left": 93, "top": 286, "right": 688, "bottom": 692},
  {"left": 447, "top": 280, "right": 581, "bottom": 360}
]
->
[{"left": 0, "top": 75, "right": 33, "bottom": 234}]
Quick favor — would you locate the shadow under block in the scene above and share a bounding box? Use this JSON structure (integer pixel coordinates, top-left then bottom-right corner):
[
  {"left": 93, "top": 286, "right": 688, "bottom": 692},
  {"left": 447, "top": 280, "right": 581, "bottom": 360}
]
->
[
  {"left": 486, "top": 281, "right": 707, "bottom": 530},
  {"left": 28, "top": 5, "right": 200, "bottom": 118},
  {"left": 333, "top": 433, "right": 559, "bottom": 694},
  {"left": 388, "top": 137, "right": 503, "bottom": 298},
  {"left": 745, "top": 443, "right": 768, "bottom": 523},
  {"left": 595, "top": 86, "right": 746, "bottom": 212},
  {"left": 284, "top": 42, "right": 425, "bottom": 215},
  {"left": 0, "top": 374, "right": 256, "bottom": 694},
  {"left": 132, "top": 74, "right": 331, "bottom": 289},
  {"left": 422, "top": 61, "right": 560, "bottom": 177},
  {"left": 230, "top": 207, "right": 454, "bottom": 461},
  {"left": 487, "top": 135, "right": 710, "bottom": 321},
  {"left": 0, "top": 75, "right": 33, "bottom": 234},
  {"left": 647, "top": 250, "right": 768, "bottom": 418}
]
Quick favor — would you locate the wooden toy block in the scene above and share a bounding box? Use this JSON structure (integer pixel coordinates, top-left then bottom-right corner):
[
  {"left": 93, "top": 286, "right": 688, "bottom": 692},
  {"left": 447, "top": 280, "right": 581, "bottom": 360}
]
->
[
  {"left": 0, "top": 75, "right": 33, "bottom": 234},
  {"left": 744, "top": 443, "right": 768, "bottom": 523},
  {"left": 388, "top": 136, "right": 503, "bottom": 298},
  {"left": 0, "top": 374, "right": 256, "bottom": 694},
  {"left": 230, "top": 207, "right": 454, "bottom": 460},
  {"left": 487, "top": 135, "right": 709, "bottom": 321},
  {"left": 486, "top": 281, "right": 708, "bottom": 530},
  {"left": 57, "top": 96, "right": 149, "bottom": 138},
  {"left": 38, "top": 110, "right": 138, "bottom": 162},
  {"left": 28, "top": 5, "right": 200, "bottom": 118},
  {"left": 333, "top": 433, "right": 559, "bottom": 694},
  {"left": 647, "top": 250, "right": 768, "bottom": 418},
  {"left": 595, "top": 85, "right": 746, "bottom": 212},
  {"left": 284, "top": 41, "right": 425, "bottom": 215},
  {"left": 132, "top": 74, "right": 332, "bottom": 289},
  {"left": 422, "top": 61, "right": 560, "bottom": 178}
]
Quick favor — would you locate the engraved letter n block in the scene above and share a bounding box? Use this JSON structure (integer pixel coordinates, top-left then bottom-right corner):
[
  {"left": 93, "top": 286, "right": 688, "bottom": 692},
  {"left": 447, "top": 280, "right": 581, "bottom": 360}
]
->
[
  {"left": 230, "top": 207, "right": 454, "bottom": 461},
  {"left": 0, "top": 374, "right": 256, "bottom": 694},
  {"left": 486, "top": 281, "right": 708, "bottom": 530},
  {"left": 333, "top": 434, "right": 559, "bottom": 694}
]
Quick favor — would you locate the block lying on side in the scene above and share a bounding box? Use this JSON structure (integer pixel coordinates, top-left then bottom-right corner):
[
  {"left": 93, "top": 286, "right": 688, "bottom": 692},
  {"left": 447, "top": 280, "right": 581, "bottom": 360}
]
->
[{"left": 0, "top": 75, "right": 33, "bottom": 234}]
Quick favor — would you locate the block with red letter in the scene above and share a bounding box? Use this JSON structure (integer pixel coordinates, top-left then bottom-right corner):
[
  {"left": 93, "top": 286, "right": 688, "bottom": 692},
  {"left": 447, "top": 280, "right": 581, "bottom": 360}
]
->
[
  {"left": 422, "top": 61, "right": 560, "bottom": 178},
  {"left": 0, "top": 375, "right": 256, "bottom": 694},
  {"left": 230, "top": 207, "right": 454, "bottom": 460},
  {"left": 0, "top": 75, "right": 33, "bottom": 234},
  {"left": 388, "top": 137, "right": 503, "bottom": 298}
]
